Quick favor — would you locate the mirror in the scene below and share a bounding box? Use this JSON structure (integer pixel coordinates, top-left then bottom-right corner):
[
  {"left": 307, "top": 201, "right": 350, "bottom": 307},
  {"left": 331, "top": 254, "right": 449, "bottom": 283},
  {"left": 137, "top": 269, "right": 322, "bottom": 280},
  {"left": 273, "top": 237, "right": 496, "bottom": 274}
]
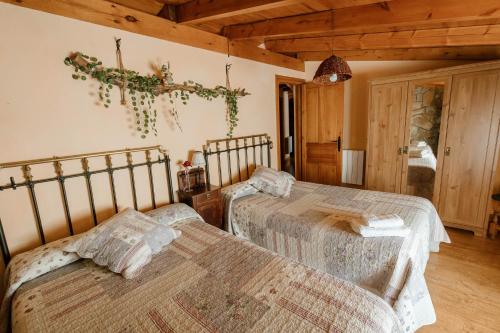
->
[{"left": 406, "top": 81, "right": 445, "bottom": 201}]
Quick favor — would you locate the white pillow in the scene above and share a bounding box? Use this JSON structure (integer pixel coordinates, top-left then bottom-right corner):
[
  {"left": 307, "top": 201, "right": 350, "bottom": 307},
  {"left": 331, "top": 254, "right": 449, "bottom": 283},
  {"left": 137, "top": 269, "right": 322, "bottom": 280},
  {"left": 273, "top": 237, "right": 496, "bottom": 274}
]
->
[
  {"left": 63, "top": 208, "right": 180, "bottom": 279},
  {"left": 248, "top": 166, "right": 295, "bottom": 197},
  {"left": 145, "top": 203, "right": 202, "bottom": 225}
]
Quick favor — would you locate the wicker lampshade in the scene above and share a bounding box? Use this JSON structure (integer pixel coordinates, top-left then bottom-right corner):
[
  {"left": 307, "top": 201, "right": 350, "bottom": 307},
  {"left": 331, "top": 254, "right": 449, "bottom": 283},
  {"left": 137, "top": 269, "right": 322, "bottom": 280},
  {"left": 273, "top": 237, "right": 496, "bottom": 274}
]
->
[{"left": 312, "top": 55, "right": 352, "bottom": 85}]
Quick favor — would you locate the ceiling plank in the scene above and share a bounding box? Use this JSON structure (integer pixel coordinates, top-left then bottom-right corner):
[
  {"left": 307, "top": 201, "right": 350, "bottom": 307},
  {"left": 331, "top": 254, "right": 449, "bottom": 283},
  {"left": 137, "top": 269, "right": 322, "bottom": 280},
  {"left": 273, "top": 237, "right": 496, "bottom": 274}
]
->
[
  {"left": 109, "top": 0, "right": 164, "bottom": 15},
  {"left": 175, "top": 0, "right": 390, "bottom": 25},
  {"left": 266, "top": 24, "right": 500, "bottom": 52},
  {"left": 176, "top": 0, "right": 302, "bottom": 24},
  {"left": 226, "top": 0, "right": 500, "bottom": 40},
  {"left": 297, "top": 47, "right": 500, "bottom": 61},
  {"left": 1, "top": 0, "right": 304, "bottom": 71}
]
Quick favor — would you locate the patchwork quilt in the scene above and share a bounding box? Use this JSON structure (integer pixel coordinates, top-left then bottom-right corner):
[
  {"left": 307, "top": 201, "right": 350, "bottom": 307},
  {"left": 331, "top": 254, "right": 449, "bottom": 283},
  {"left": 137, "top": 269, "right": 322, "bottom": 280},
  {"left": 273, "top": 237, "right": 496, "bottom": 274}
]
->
[
  {"left": 223, "top": 181, "right": 450, "bottom": 332},
  {"left": 8, "top": 219, "right": 402, "bottom": 333}
]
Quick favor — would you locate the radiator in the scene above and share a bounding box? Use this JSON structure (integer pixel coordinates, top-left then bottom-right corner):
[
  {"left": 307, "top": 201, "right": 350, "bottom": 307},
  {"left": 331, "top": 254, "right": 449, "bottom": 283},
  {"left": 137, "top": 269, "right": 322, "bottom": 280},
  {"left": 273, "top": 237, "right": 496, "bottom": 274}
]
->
[{"left": 342, "top": 150, "right": 365, "bottom": 186}]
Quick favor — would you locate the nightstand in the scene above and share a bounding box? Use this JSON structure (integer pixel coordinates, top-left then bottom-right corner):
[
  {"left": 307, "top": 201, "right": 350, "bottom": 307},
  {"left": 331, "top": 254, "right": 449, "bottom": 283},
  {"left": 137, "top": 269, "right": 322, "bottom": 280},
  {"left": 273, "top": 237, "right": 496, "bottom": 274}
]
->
[{"left": 178, "top": 185, "right": 223, "bottom": 229}]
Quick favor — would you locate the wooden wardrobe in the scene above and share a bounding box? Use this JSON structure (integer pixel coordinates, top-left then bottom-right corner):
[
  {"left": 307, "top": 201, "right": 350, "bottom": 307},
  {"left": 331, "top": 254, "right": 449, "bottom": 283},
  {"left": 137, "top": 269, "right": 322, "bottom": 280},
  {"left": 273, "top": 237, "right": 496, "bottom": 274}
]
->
[{"left": 366, "top": 61, "right": 500, "bottom": 236}]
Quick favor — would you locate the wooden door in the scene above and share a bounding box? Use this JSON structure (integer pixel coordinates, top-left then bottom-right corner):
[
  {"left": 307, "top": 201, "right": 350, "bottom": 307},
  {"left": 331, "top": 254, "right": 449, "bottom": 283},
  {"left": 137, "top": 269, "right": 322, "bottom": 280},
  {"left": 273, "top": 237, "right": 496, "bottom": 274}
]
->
[
  {"left": 366, "top": 82, "right": 408, "bottom": 192},
  {"left": 301, "top": 83, "right": 343, "bottom": 185},
  {"left": 439, "top": 71, "right": 500, "bottom": 232}
]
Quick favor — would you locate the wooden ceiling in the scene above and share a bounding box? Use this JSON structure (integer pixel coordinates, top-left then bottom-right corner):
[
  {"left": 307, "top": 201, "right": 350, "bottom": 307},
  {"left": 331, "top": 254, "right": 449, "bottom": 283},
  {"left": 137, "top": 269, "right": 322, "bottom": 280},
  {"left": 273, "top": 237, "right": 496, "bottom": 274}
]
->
[
  {"left": 109, "top": 0, "right": 500, "bottom": 61},
  {"left": 4, "top": 0, "right": 500, "bottom": 70}
]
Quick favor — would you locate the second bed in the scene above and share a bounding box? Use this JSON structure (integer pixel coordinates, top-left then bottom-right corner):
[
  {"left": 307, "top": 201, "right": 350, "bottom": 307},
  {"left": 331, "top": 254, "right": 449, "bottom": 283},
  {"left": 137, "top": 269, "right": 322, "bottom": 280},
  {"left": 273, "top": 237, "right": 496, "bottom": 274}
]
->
[{"left": 203, "top": 134, "right": 450, "bottom": 333}]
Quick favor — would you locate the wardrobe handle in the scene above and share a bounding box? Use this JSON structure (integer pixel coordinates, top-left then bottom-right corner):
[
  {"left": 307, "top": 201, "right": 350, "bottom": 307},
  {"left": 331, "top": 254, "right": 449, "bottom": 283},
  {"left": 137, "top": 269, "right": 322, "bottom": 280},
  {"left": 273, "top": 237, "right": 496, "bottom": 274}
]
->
[
  {"left": 445, "top": 147, "right": 451, "bottom": 156},
  {"left": 403, "top": 146, "right": 409, "bottom": 154},
  {"left": 398, "top": 147, "right": 403, "bottom": 155}
]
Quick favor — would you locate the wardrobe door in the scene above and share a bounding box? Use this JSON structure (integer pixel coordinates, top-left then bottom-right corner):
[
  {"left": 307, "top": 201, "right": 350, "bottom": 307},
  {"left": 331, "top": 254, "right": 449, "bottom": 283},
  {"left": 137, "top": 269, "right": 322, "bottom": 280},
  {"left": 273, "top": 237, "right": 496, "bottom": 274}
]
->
[
  {"left": 400, "top": 77, "right": 452, "bottom": 205},
  {"left": 366, "top": 82, "right": 408, "bottom": 192},
  {"left": 439, "top": 71, "right": 500, "bottom": 233}
]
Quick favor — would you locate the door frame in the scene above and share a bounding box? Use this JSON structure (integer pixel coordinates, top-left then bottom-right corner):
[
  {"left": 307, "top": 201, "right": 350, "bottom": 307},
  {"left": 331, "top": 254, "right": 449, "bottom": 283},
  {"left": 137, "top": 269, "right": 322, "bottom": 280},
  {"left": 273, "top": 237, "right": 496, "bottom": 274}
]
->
[{"left": 275, "top": 75, "right": 305, "bottom": 177}]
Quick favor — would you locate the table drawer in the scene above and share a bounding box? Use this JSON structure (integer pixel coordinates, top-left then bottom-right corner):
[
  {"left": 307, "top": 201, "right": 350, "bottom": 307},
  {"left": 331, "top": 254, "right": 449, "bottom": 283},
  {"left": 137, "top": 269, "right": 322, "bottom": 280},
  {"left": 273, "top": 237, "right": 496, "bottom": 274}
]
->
[
  {"left": 194, "top": 189, "right": 221, "bottom": 206},
  {"left": 197, "top": 201, "right": 223, "bottom": 228}
]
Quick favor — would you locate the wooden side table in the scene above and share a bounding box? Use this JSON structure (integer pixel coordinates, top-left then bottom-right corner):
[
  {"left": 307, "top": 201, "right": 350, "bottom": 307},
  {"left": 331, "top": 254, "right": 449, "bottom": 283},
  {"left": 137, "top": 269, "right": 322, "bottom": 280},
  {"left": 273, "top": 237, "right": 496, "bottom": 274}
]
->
[{"left": 178, "top": 185, "right": 223, "bottom": 229}]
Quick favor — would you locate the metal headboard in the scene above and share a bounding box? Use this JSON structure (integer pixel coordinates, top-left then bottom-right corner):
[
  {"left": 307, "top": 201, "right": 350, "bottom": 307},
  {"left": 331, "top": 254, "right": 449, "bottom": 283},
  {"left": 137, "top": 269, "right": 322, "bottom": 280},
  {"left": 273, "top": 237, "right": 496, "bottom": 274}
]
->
[
  {"left": 0, "top": 146, "right": 174, "bottom": 264},
  {"left": 203, "top": 134, "right": 273, "bottom": 187}
]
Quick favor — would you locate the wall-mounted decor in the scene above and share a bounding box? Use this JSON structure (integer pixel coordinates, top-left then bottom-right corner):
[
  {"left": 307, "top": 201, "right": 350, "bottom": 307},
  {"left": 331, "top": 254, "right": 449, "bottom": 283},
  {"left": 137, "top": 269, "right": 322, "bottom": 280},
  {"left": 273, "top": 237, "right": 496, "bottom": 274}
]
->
[{"left": 64, "top": 39, "right": 249, "bottom": 138}]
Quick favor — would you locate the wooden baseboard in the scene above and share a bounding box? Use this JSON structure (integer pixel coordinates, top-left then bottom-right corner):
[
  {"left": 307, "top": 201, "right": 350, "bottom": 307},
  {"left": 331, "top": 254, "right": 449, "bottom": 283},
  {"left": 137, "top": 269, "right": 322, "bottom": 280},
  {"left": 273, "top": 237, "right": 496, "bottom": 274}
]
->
[
  {"left": 443, "top": 221, "right": 485, "bottom": 237},
  {"left": 340, "top": 183, "right": 364, "bottom": 189}
]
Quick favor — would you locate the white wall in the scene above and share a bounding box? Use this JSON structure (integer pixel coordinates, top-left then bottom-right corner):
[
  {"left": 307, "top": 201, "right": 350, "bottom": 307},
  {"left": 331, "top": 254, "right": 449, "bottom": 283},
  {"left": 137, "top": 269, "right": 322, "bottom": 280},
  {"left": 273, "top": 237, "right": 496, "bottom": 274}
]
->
[{"left": 0, "top": 3, "right": 304, "bottom": 254}]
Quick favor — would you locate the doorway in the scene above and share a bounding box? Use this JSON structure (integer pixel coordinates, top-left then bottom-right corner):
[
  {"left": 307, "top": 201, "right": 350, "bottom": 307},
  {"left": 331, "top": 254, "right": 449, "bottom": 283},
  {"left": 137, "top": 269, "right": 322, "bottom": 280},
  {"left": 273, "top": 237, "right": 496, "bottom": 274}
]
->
[{"left": 275, "top": 75, "right": 305, "bottom": 178}]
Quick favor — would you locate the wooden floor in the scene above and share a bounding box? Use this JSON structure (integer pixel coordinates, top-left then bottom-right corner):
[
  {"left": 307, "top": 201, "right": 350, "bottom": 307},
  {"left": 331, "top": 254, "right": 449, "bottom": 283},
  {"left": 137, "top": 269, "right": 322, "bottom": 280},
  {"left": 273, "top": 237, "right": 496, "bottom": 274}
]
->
[{"left": 420, "top": 228, "right": 500, "bottom": 332}]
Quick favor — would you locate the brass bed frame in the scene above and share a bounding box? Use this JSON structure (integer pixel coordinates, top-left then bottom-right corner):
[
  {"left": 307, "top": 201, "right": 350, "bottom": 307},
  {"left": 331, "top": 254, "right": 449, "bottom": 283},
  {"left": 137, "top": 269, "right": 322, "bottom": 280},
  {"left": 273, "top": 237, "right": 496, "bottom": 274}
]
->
[
  {"left": 203, "top": 133, "right": 273, "bottom": 188},
  {"left": 0, "top": 146, "right": 174, "bottom": 264}
]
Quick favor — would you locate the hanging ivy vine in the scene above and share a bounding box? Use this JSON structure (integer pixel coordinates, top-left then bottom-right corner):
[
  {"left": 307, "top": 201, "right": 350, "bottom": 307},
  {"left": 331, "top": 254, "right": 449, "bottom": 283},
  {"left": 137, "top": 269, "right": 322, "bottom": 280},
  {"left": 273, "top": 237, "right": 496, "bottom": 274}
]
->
[{"left": 64, "top": 52, "right": 249, "bottom": 138}]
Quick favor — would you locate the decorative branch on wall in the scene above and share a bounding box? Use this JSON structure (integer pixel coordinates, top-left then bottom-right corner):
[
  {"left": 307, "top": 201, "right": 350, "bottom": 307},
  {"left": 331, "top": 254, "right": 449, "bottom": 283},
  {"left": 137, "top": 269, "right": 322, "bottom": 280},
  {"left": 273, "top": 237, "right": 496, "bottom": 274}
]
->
[{"left": 64, "top": 40, "right": 249, "bottom": 138}]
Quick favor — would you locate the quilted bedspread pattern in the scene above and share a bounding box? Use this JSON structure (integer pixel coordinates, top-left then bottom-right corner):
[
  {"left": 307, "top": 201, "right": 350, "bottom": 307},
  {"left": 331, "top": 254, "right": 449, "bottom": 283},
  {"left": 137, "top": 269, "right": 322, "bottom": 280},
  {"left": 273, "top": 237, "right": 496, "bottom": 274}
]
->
[{"left": 10, "top": 219, "right": 401, "bottom": 333}]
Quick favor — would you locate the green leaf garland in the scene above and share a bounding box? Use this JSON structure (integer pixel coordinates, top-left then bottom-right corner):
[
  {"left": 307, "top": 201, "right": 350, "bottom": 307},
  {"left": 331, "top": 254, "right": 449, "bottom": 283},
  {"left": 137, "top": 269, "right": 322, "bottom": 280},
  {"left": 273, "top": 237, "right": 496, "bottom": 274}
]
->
[{"left": 65, "top": 52, "right": 249, "bottom": 137}]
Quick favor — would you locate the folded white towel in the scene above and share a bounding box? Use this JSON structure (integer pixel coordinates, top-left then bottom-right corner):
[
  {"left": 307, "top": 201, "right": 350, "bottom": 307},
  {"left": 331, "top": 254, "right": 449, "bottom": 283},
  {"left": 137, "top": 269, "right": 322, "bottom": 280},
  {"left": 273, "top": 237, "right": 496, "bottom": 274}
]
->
[
  {"left": 410, "top": 141, "right": 427, "bottom": 148},
  {"left": 350, "top": 222, "right": 411, "bottom": 238},
  {"left": 360, "top": 213, "right": 404, "bottom": 228},
  {"left": 421, "top": 149, "right": 432, "bottom": 157},
  {"left": 409, "top": 149, "right": 432, "bottom": 158},
  {"left": 415, "top": 141, "right": 427, "bottom": 148},
  {"left": 409, "top": 150, "right": 422, "bottom": 158}
]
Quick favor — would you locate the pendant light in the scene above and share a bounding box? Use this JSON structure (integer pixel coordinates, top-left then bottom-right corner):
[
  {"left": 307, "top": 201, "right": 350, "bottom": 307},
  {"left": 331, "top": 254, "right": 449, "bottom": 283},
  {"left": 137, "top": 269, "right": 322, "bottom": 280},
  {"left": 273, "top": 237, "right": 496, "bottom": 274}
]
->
[
  {"left": 312, "top": 54, "right": 352, "bottom": 84},
  {"left": 312, "top": 15, "right": 352, "bottom": 85}
]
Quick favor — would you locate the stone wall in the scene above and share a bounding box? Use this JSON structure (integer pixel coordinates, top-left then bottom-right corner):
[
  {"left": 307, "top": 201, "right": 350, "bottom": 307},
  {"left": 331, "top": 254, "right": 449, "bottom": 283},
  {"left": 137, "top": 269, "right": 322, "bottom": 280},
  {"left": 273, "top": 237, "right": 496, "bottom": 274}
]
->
[{"left": 411, "top": 85, "right": 444, "bottom": 154}]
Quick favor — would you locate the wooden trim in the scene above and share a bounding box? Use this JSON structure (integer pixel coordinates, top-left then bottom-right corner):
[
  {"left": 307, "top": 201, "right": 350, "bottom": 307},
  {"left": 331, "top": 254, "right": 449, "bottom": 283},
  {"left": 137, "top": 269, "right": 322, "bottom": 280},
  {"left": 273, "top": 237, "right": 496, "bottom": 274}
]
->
[
  {"left": 225, "top": 0, "right": 500, "bottom": 40},
  {"left": 1, "top": 0, "right": 304, "bottom": 71},
  {"left": 443, "top": 221, "right": 484, "bottom": 236},
  {"left": 275, "top": 75, "right": 305, "bottom": 172},
  {"left": 297, "top": 47, "right": 500, "bottom": 61},
  {"left": 229, "top": 40, "right": 304, "bottom": 71},
  {"left": 293, "top": 84, "right": 302, "bottom": 180},
  {"left": 266, "top": 25, "right": 500, "bottom": 52},
  {"left": 275, "top": 75, "right": 305, "bottom": 85},
  {"left": 364, "top": 85, "right": 372, "bottom": 190},
  {"left": 369, "top": 60, "right": 500, "bottom": 85},
  {"left": 301, "top": 83, "right": 307, "bottom": 180}
]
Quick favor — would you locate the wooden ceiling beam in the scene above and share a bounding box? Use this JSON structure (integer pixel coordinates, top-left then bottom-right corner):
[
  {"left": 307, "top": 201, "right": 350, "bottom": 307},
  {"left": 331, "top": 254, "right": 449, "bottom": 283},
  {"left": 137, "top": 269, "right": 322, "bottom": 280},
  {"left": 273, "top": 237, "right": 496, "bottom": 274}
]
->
[
  {"left": 175, "top": 0, "right": 302, "bottom": 24},
  {"left": 226, "top": 0, "right": 500, "bottom": 40},
  {"left": 174, "top": 0, "right": 390, "bottom": 25},
  {"left": 296, "top": 47, "right": 500, "bottom": 61},
  {"left": 266, "top": 24, "right": 500, "bottom": 52},
  {"left": 109, "top": 0, "right": 164, "bottom": 15},
  {"left": 1, "top": 0, "right": 304, "bottom": 71}
]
